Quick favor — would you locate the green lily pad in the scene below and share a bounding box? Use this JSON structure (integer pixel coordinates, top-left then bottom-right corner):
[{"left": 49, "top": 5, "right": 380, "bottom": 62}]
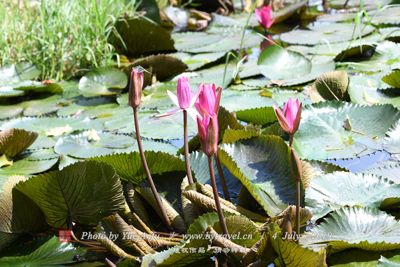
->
[
  {"left": 258, "top": 46, "right": 335, "bottom": 86},
  {"left": 0, "top": 62, "right": 40, "bottom": 84},
  {"left": 347, "top": 73, "right": 400, "bottom": 108},
  {"left": 172, "top": 32, "right": 222, "bottom": 53},
  {"left": 22, "top": 95, "right": 64, "bottom": 116},
  {"left": 91, "top": 151, "right": 185, "bottom": 185},
  {"left": 371, "top": 6, "right": 400, "bottom": 26},
  {"left": 0, "top": 175, "right": 47, "bottom": 234},
  {"left": 219, "top": 136, "right": 298, "bottom": 216},
  {"left": 78, "top": 67, "right": 128, "bottom": 97},
  {"left": 16, "top": 161, "right": 125, "bottom": 228},
  {"left": 306, "top": 171, "right": 400, "bottom": 220},
  {"left": 54, "top": 131, "right": 133, "bottom": 159},
  {"left": 343, "top": 41, "right": 400, "bottom": 72},
  {"left": 171, "top": 51, "right": 227, "bottom": 71},
  {"left": 301, "top": 207, "right": 400, "bottom": 253},
  {"left": 132, "top": 55, "right": 187, "bottom": 81},
  {"left": 0, "top": 128, "right": 38, "bottom": 158},
  {"left": 221, "top": 89, "right": 272, "bottom": 111},
  {"left": 258, "top": 45, "right": 310, "bottom": 81},
  {"left": 293, "top": 102, "right": 400, "bottom": 160},
  {"left": 0, "top": 236, "right": 86, "bottom": 266},
  {"left": 365, "top": 163, "right": 400, "bottom": 183},
  {"left": 382, "top": 69, "right": 400, "bottom": 88},
  {"left": 109, "top": 17, "right": 175, "bottom": 56},
  {"left": 280, "top": 23, "right": 375, "bottom": 45},
  {"left": 267, "top": 223, "right": 328, "bottom": 267},
  {"left": 0, "top": 117, "right": 102, "bottom": 136},
  {"left": 0, "top": 149, "right": 59, "bottom": 176}
]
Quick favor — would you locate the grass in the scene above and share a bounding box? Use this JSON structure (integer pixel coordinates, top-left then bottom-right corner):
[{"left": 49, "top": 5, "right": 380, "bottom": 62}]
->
[{"left": 0, "top": 0, "right": 136, "bottom": 80}]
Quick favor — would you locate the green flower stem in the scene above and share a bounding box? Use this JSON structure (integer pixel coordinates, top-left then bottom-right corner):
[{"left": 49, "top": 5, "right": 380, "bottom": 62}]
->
[
  {"left": 216, "top": 150, "right": 231, "bottom": 201},
  {"left": 183, "top": 110, "right": 194, "bottom": 184},
  {"left": 133, "top": 107, "right": 172, "bottom": 231},
  {"left": 208, "top": 155, "right": 229, "bottom": 236},
  {"left": 289, "top": 134, "right": 300, "bottom": 239}
]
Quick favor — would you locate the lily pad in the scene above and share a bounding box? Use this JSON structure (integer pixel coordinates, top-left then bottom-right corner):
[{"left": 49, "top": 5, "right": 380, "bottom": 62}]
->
[
  {"left": 365, "top": 163, "right": 400, "bottom": 183},
  {"left": 132, "top": 55, "right": 187, "bottom": 81},
  {"left": 54, "top": 131, "right": 133, "bottom": 159},
  {"left": 91, "top": 151, "right": 185, "bottom": 184},
  {"left": 0, "top": 149, "right": 59, "bottom": 176},
  {"left": 280, "top": 23, "right": 375, "bottom": 45},
  {"left": 306, "top": 171, "right": 400, "bottom": 220},
  {"left": 347, "top": 73, "right": 400, "bottom": 108},
  {"left": 109, "top": 17, "right": 175, "bottom": 56},
  {"left": 78, "top": 67, "right": 128, "bottom": 97},
  {"left": 293, "top": 102, "right": 400, "bottom": 160},
  {"left": 382, "top": 69, "right": 400, "bottom": 88},
  {"left": 0, "top": 128, "right": 38, "bottom": 158},
  {"left": 301, "top": 207, "right": 400, "bottom": 253},
  {"left": 219, "top": 136, "right": 298, "bottom": 216},
  {"left": 258, "top": 46, "right": 335, "bottom": 86},
  {"left": 16, "top": 161, "right": 125, "bottom": 228},
  {"left": 371, "top": 6, "right": 400, "bottom": 26},
  {"left": 0, "top": 117, "right": 102, "bottom": 136},
  {"left": 0, "top": 175, "right": 47, "bottom": 234},
  {"left": 0, "top": 236, "right": 86, "bottom": 266}
]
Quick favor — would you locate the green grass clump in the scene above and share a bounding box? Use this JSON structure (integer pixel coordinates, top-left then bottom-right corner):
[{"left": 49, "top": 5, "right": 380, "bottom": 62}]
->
[{"left": 0, "top": 0, "right": 136, "bottom": 80}]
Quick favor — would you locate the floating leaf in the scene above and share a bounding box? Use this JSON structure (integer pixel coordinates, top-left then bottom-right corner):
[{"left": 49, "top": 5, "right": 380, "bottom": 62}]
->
[
  {"left": 280, "top": 23, "right": 375, "bottom": 45},
  {"left": 382, "top": 69, "right": 400, "bottom": 88},
  {"left": 132, "top": 55, "right": 187, "bottom": 81},
  {"left": 0, "top": 117, "right": 102, "bottom": 136},
  {"left": 0, "top": 128, "right": 38, "bottom": 158},
  {"left": 78, "top": 67, "right": 128, "bottom": 97},
  {"left": 0, "top": 236, "right": 86, "bottom": 266},
  {"left": 54, "top": 131, "right": 133, "bottom": 159},
  {"left": 91, "top": 151, "right": 185, "bottom": 185},
  {"left": 267, "top": 223, "right": 328, "bottom": 267},
  {"left": 219, "top": 136, "right": 298, "bottom": 216},
  {"left": 371, "top": 6, "right": 400, "bottom": 26},
  {"left": 347, "top": 73, "right": 400, "bottom": 108},
  {"left": 0, "top": 149, "right": 59, "bottom": 176},
  {"left": 301, "top": 207, "right": 400, "bottom": 253},
  {"left": 314, "top": 71, "right": 349, "bottom": 101},
  {"left": 109, "top": 17, "right": 175, "bottom": 56},
  {"left": 16, "top": 161, "right": 125, "bottom": 228},
  {"left": 258, "top": 45, "right": 311, "bottom": 81},
  {"left": 171, "top": 51, "right": 226, "bottom": 71},
  {"left": 236, "top": 107, "right": 277, "bottom": 126},
  {"left": 293, "top": 102, "right": 400, "bottom": 160},
  {"left": 306, "top": 172, "right": 400, "bottom": 220},
  {"left": 0, "top": 175, "right": 47, "bottom": 234},
  {"left": 365, "top": 163, "right": 400, "bottom": 183}
]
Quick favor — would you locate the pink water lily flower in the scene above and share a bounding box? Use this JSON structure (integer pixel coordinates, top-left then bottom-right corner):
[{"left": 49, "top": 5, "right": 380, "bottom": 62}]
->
[
  {"left": 195, "top": 83, "right": 222, "bottom": 116},
  {"left": 197, "top": 113, "right": 219, "bottom": 156},
  {"left": 155, "top": 76, "right": 200, "bottom": 119},
  {"left": 273, "top": 98, "right": 302, "bottom": 135},
  {"left": 255, "top": 5, "right": 274, "bottom": 30}
]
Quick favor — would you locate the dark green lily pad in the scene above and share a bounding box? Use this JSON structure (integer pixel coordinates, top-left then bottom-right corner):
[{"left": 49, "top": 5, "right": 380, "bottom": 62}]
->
[
  {"left": 78, "top": 67, "right": 128, "bottom": 97},
  {"left": 109, "top": 17, "right": 175, "bottom": 56}
]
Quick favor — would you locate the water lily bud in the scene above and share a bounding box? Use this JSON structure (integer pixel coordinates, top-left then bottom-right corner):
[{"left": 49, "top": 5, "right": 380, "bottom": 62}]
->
[
  {"left": 206, "top": 115, "right": 219, "bottom": 156},
  {"left": 128, "top": 68, "right": 144, "bottom": 109},
  {"left": 177, "top": 76, "right": 192, "bottom": 109},
  {"left": 197, "top": 114, "right": 219, "bottom": 156}
]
